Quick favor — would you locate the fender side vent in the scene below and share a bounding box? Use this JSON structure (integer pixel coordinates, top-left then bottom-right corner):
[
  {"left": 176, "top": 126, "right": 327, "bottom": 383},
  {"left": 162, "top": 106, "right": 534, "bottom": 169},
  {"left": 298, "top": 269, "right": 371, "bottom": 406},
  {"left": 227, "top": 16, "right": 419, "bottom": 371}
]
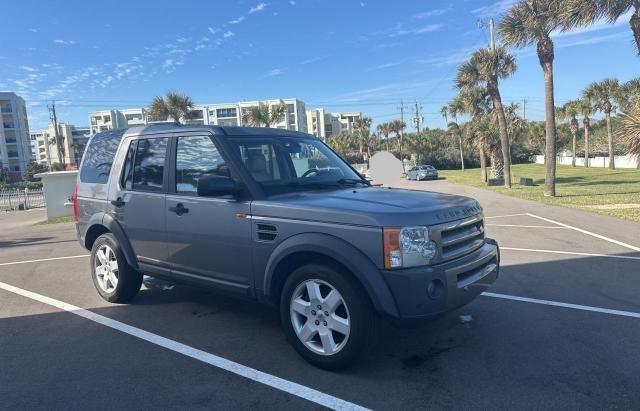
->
[{"left": 256, "top": 223, "right": 278, "bottom": 242}]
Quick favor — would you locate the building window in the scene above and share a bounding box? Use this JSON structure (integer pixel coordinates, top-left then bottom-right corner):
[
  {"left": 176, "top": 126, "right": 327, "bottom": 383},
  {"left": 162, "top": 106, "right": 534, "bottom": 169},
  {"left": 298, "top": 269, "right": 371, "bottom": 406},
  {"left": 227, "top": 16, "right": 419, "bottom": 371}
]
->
[
  {"left": 216, "top": 108, "right": 237, "bottom": 118},
  {"left": 103, "top": 115, "right": 111, "bottom": 123},
  {"left": 125, "top": 114, "right": 143, "bottom": 121}
]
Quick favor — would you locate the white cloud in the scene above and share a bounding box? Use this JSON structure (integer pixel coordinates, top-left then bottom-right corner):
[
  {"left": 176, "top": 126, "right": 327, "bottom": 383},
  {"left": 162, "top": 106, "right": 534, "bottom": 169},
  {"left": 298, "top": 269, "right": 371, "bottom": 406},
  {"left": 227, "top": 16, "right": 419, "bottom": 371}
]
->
[
  {"left": 301, "top": 55, "right": 328, "bottom": 65},
  {"left": 471, "top": 0, "right": 516, "bottom": 18},
  {"left": 229, "top": 16, "right": 245, "bottom": 24},
  {"left": 368, "top": 62, "right": 402, "bottom": 71},
  {"left": 27, "top": 28, "right": 39, "bottom": 32},
  {"left": 389, "top": 23, "right": 444, "bottom": 37},
  {"left": 360, "top": 2, "right": 365, "bottom": 6},
  {"left": 249, "top": 2, "right": 267, "bottom": 13},
  {"left": 415, "top": 24, "right": 444, "bottom": 34},
  {"left": 264, "top": 68, "right": 283, "bottom": 77},
  {"left": 20, "top": 66, "right": 38, "bottom": 72},
  {"left": 414, "top": 6, "right": 452, "bottom": 19},
  {"left": 53, "top": 39, "right": 79, "bottom": 45},
  {"left": 223, "top": 31, "right": 234, "bottom": 38},
  {"left": 289, "top": 0, "right": 296, "bottom": 5},
  {"left": 208, "top": 26, "right": 219, "bottom": 34}
]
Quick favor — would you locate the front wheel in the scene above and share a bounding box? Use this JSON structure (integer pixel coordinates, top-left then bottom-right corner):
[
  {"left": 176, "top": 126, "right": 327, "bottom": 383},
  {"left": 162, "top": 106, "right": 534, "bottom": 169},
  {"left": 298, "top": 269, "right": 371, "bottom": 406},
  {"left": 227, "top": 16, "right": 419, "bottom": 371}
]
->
[{"left": 280, "top": 263, "right": 378, "bottom": 369}]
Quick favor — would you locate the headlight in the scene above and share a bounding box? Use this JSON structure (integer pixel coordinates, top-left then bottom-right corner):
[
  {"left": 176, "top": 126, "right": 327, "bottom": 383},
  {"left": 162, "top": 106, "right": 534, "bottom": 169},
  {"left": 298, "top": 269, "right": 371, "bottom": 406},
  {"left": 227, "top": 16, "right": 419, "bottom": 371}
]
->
[{"left": 384, "top": 226, "right": 437, "bottom": 269}]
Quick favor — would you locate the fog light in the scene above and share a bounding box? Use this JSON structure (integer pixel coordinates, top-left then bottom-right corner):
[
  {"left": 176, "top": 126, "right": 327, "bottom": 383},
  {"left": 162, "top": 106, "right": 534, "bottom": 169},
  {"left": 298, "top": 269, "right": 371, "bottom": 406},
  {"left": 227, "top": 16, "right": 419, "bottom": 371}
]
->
[{"left": 427, "top": 279, "right": 444, "bottom": 299}]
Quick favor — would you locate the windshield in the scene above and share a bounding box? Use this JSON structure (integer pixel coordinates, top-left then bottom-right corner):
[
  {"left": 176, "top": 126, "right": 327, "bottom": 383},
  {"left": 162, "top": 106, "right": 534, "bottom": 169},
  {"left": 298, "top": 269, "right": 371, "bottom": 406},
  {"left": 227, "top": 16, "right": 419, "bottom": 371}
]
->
[{"left": 227, "top": 136, "right": 366, "bottom": 195}]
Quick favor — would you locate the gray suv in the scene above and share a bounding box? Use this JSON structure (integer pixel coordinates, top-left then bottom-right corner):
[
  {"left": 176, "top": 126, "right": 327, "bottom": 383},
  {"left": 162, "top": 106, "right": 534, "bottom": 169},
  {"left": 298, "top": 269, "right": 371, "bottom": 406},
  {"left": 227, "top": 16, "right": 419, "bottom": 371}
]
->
[{"left": 74, "top": 124, "right": 499, "bottom": 369}]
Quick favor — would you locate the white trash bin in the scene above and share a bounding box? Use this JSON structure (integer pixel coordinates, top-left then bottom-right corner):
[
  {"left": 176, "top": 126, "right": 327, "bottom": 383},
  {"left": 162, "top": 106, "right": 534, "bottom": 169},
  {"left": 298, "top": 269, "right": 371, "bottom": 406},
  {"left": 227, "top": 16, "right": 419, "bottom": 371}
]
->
[{"left": 34, "top": 171, "right": 78, "bottom": 220}]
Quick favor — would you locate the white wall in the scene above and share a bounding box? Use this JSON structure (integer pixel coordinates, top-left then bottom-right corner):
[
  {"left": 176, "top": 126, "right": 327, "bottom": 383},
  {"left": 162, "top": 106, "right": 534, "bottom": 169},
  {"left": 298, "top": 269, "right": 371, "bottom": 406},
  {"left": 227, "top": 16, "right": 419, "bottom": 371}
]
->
[
  {"left": 35, "top": 171, "right": 78, "bottom": 219},
  {"left": 534, "top": 155, "right": 639, "bottom": 169}
]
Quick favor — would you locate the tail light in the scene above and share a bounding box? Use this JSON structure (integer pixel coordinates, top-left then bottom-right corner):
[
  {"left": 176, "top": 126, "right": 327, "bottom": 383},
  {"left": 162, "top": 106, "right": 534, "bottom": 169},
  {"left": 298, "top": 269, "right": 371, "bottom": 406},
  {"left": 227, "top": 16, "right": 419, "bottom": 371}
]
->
[{"left": 72, "top": 183, "right": 79, "bottom": 221}]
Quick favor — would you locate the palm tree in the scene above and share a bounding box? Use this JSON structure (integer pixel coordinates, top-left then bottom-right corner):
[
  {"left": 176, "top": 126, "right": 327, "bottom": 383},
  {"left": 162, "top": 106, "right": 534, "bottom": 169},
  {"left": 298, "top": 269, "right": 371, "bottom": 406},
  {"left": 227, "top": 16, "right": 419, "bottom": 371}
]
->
[
  {"left": 242, "top": 101, "right": 287, "bottom": 127},
  {"left": 563, "top": 0, "right": 640, "bottom": 55},
  {"left": 376, "top": 122, "right": 393, "bottom": 151},
  {"left": 616, "top": 100, "right": 640, "bottom": 168},
  {"left": 558, "top": 100, "right": 581, "bottom": 166},
  {"left": 620, "top": 77, "right": 640, "bottom": 113},
  {"left": 353, "top": 117, "right": 374, "bottom": 161},
  {"left": 148, "top": 91, "right": 194, "bottom": 123},
  {"left": 389, "top": 120, "right": 407, "bottom": 169},
  {"left": 448, "top": 98, "right": 465, "bottom": 171},
  {"left": 578, "top": 98, "right": 595, "bottom": 167},
  {"left": 458, "top": 86, "right": 491, "bottom": 182},
  {"left": 328, "top": 132, "right": 354, "bottom": 158},
  {"left": 584, "top": 79, "right": 622, "bottom": 169},
  {"left": 456, "top": 47, "right": 517, "bottom": 187},
  {"left": 501, "top": 0, "right": 563, "bottom": 196}
]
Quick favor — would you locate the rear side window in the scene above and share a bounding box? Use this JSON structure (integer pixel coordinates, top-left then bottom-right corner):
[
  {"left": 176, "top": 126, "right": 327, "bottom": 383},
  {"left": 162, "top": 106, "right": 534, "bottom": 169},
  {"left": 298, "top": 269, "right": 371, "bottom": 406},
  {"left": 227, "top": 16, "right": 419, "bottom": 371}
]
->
[
  {"left": 80, "top": 131, "right": 124, "bottom": 184},
  {"left": 132, "top": 137, "right": 168, "bottom": 192},
  {"left": 120, "top": 140, "right": 136, "bottom": 190}
]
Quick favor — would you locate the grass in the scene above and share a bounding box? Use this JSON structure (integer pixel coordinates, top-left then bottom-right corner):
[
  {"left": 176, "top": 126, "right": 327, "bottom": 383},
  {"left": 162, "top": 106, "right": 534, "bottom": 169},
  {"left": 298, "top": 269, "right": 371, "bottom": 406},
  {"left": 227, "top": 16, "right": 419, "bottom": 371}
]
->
[
  {"left": 438, "top": 163, "right": 640, "bottom": 223},
  {"left": 35, "top": 215, "right": 75, "bottom": 225}
]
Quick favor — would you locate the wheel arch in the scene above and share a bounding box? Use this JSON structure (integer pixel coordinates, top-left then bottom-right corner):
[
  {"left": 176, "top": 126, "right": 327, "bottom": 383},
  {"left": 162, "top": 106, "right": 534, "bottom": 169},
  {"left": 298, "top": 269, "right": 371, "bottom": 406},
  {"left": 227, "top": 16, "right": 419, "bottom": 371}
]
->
[
  {"left": 84, "top": 213, "right": 139, "bottom": 270},
  {"left": 263, "top": 233, "right": 399, "bottom": 318}
]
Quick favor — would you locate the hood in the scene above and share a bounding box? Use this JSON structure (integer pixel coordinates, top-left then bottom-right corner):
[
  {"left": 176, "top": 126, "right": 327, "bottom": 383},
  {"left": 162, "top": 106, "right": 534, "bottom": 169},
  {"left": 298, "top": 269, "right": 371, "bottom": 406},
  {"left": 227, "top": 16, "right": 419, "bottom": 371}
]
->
[{"left": 251, "top": 187, "right": 482, "bottom": 227}]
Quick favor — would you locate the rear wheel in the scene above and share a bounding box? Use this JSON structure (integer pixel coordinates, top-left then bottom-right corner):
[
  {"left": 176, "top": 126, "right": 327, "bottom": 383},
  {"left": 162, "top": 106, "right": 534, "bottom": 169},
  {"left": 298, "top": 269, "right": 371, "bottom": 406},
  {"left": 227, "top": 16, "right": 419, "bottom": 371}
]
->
[
  {"left": 280, "top": 263, "right": 378, "bottom": 369},
  {"left": 90, "top": 233, "right": 142, "bottom": 303}
]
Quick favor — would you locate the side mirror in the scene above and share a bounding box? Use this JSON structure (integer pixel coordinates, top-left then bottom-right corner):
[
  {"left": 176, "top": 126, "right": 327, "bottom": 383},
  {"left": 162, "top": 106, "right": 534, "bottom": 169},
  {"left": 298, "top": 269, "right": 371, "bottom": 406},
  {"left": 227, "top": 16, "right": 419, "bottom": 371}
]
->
[{"left": 197, "top": 175, "right": 242, "bottom": 197}]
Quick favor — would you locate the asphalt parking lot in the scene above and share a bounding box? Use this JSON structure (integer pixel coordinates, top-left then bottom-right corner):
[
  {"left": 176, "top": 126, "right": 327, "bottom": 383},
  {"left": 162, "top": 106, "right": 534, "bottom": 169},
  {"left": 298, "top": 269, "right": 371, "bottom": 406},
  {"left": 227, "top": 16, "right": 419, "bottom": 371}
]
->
[{"left": 1, "top": 180, "right": 639, "bottom": 410}]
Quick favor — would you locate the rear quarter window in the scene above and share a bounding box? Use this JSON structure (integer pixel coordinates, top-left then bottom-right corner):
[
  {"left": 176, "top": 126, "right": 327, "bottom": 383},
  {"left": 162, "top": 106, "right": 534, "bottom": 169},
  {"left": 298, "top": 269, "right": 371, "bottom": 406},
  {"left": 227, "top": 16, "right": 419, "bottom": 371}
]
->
[{"left": 80, "top": 130, "right": 125, "bottom": 184}]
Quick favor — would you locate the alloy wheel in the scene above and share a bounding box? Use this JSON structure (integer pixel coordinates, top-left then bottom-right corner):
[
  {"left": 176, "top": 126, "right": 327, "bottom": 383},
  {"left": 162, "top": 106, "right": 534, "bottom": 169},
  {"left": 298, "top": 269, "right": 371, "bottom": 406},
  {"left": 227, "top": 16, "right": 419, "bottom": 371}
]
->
[
  {"left": 95, "top": 245, "right": 119, "bottom": 293},
  {"left": 290, "top": 279, "right": 351, "bottom": 356}
]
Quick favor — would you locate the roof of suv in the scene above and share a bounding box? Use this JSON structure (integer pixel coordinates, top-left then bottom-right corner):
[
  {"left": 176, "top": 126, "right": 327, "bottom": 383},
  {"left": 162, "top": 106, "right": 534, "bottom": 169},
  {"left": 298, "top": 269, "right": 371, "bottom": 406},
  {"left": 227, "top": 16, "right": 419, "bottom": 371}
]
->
[{"left": 121, "top": 123, "right": 313, "bottom": 139}]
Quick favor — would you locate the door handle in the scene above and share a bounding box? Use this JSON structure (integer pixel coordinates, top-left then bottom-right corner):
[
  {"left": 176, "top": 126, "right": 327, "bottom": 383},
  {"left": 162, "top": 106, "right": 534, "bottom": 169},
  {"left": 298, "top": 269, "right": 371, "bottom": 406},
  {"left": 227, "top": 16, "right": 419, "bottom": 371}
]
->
[
  {"left": 169, "top": 203, "right": 189, "bottom": 216},
  {"left": 111, "top": 198, "right": 126, "bottom": 207}
]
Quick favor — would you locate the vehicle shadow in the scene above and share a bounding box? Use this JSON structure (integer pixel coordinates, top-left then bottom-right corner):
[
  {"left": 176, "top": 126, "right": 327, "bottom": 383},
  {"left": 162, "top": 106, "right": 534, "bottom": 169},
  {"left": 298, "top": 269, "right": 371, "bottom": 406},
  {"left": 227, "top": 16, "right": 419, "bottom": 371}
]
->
[{"left": 0, "top": 237, "right": 79, "bottom": 248}]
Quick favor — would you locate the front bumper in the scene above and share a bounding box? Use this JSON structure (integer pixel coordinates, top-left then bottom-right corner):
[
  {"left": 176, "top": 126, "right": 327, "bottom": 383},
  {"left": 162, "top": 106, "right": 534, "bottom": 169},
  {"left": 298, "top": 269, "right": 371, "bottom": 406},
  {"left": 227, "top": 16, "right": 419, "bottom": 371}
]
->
[{"left": 379, "top": 239, "right": 499, "bottom": 323}]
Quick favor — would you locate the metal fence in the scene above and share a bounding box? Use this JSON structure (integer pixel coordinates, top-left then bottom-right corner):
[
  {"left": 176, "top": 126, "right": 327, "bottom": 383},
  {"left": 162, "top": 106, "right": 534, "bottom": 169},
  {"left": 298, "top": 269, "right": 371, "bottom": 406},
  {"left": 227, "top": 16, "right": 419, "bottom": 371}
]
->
[{"left": 0, "top": 188, "right": 46, "bottom": 212}]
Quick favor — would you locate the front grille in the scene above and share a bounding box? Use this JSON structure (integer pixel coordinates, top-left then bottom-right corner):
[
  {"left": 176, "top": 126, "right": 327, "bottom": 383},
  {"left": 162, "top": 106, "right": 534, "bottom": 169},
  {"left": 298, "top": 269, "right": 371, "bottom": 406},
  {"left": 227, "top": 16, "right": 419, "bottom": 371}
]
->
[{"left": 432, "top": 215, "right": 484, "bottom": 263}]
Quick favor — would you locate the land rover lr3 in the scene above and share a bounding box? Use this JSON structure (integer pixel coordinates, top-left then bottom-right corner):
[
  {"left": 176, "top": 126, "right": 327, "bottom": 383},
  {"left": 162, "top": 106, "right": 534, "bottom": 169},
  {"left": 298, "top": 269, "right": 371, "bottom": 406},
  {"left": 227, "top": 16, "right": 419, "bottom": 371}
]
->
[{"left": 75, "top": 124, "right": 499, "bottom": 369}]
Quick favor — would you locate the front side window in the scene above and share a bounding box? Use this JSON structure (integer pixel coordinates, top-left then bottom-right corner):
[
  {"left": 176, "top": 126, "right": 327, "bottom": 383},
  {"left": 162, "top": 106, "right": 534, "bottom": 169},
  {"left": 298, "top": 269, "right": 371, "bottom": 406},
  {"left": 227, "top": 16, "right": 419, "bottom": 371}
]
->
[
  {"left": 229, "top": 137, "right": 364, "bottom": 195},
  {"left": 133, "top": 137, "right": 167, "bottom": 191},
  {"left": 175, "top": 135, "right": 229, "bottom": 194}
]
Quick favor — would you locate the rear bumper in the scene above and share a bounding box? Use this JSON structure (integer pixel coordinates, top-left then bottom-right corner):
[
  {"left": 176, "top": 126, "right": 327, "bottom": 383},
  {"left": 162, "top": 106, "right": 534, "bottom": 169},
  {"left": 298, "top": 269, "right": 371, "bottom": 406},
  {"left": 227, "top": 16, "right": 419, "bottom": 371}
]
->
[{"left": 379, "top": 239, "right": 499, "bottom": 324}]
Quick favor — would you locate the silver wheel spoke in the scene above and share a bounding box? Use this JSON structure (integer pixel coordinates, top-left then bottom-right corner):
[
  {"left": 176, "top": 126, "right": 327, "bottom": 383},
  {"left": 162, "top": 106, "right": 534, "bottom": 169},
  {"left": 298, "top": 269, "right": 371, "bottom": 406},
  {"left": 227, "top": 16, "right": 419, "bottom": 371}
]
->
[
  {"left": 329, "top": 315, "right": 350, "bottom": 336},
  {"left": 319, "top": 331, "right": 337, "bottom": 354},
  {"left": 108, "top": 260, "right": 119, "bottom": 272},
  {"left": 306, "top": 281, "right": 322, "bottom": 301},
  {"left": 96, "top": 249, "right": 107, "bottom": 265},
  {"left": 298, "top": 321, "right": 316, "bottom": 342},
  {"left": 323, "top": 290, "right": 342, "bottom": 312},
  {"left": 291, "top": 298, "right": 309, "bottom": 316}
]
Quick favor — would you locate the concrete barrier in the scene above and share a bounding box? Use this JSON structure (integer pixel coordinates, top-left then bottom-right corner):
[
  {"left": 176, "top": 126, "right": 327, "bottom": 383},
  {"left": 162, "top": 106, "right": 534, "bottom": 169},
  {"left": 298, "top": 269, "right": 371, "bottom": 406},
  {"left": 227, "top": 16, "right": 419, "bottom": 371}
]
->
[
  {"left": 534, "top": 155, "right": 639, "bottom": 169},
  {"left": 34, "top": 171, "right": 78, "bottom": 219}
]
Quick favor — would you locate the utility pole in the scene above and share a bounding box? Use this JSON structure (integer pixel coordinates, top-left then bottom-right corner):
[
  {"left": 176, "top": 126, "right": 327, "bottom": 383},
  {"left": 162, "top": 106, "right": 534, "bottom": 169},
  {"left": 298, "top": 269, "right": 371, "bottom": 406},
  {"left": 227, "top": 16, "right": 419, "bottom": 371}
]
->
[
  {"left": 397, "top": 99, "right": 406, "bottom": 172},
  {"left": 48, "top": 101, "right": 65, "bottom": 169},
  {"left": 523, "top": 99, "right": 527, "bottom": 121},
  {"left": 412, "top": 101, "right": 424, "bottom": 164},
  {"left": 489, "top": 18, "right": 495, "bottom": 50}
]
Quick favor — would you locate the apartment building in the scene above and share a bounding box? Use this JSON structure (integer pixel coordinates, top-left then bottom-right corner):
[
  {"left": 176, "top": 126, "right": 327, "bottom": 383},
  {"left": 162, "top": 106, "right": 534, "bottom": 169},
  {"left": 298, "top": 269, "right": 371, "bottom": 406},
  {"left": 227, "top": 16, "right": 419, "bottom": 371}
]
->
[
  {"left": 88, "top": 98, "right": 308, "bottom": 133},
  {"left": 0, "top": 92, "right": 32, "bottom": 179},
  {"left": 31, "top": 123, "right": 90, "bottom": 168},
  {"left": 306, "top": 109, "right": 362, "bottom": 139}
]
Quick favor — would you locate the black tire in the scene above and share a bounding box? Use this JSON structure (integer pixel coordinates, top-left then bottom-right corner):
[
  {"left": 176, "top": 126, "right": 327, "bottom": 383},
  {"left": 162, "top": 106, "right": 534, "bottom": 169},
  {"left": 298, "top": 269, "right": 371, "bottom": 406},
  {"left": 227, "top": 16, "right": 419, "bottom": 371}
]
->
[
  {"left": 90, "top": 233, "right": 142, "bottom": 303},
  {"left": 280, "top": 263, "right": 378, "bottom": 370}
]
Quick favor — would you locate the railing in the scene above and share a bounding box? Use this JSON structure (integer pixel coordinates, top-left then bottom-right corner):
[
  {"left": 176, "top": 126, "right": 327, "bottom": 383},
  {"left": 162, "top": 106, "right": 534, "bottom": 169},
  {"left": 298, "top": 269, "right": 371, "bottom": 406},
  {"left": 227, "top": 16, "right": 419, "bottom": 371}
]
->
[{"left": 0, "top": 188, "right": 46, "bottom": 211}]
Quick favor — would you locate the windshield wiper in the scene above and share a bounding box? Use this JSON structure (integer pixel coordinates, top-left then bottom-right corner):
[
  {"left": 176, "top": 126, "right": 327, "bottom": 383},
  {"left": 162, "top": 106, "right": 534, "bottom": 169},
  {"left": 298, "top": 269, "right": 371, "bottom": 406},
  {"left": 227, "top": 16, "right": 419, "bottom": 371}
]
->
[{"left": 337, "top": 178, "right": 371, "bottom": 186}]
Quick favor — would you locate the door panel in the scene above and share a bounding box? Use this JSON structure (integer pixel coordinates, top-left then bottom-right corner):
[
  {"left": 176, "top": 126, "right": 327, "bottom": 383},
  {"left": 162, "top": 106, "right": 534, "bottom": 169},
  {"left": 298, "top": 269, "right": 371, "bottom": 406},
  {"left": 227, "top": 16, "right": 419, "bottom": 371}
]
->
[
  {"left": 166, "top": 196, "right": 252, "bottom": 286},
  {"left": 114, "top": 137, "right": 169, "bottom": 267}
]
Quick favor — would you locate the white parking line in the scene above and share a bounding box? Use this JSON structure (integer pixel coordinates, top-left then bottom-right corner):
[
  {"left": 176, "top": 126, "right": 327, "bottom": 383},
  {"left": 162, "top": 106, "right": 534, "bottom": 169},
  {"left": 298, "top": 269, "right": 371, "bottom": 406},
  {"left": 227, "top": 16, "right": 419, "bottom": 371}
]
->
[
  {"left": 501, "top": 247, "right": 640, "bottom": 261},
  {"left": 484, "top": 213, "right": 528, "bottom": 219},
  {"left": 482, "top": 292, "right": 640, "bottom": 320},
  {"left": 527, "top": 213, "right": 640, "bottom": 252},
  {"left": 0, "top": 255, "right": 89, "bottom": 267},
  {"left": 0, "top": 281, "right": 369, "bottom": 411},
  {"left": 486, "top": 224, "right": 568, "bottom": 229}
]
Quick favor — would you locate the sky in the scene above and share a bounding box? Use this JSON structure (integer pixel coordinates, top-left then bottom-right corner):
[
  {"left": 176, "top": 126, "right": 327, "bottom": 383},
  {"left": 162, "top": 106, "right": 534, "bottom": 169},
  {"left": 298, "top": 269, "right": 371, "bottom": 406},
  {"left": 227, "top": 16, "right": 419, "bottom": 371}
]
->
[{"left": 1, "top": 0, "right": 639, "bottom": 132}]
